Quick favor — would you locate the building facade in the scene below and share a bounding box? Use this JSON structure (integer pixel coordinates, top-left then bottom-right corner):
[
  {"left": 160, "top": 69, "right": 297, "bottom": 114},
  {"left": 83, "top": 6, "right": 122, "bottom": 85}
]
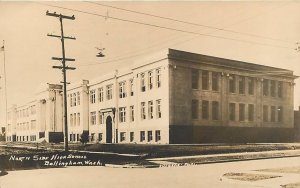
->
[{"left": 5, "top": 49, "right": 298, "bottom": 144}]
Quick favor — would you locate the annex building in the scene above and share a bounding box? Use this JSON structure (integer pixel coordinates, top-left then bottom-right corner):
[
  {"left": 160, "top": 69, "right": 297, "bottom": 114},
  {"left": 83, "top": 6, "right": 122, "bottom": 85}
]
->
[{"left": 5, "top": 49, "right": 298, "bottom": 144}]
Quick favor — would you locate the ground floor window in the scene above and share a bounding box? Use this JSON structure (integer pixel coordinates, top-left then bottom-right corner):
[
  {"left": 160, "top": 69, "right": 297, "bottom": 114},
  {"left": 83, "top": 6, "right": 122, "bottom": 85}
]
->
[
  {"left": 140, "top": 131, "right": 145, "bottom": 142},
  {"left": 98, "top": 133, "right": 103, "bottom": 141},
  {"left": 130, "top": 132, "right": 134, "bottom": 142},
  {"left": 120, "top": 132, "right": 126, "bottom": 142},
  {"left": 147, "top": 131, "right": 153, "bottom": 142},
  {"left": 155, "top": 130, "right": 161, "bottom": 142},
  {"left": 91, "top": 133, "right": 95, "bottom": 142}
]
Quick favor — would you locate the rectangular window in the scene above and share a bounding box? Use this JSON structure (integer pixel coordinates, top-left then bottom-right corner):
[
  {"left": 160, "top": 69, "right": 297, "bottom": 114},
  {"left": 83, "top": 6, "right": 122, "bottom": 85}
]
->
[
  {"left": 239, "top": 103, "right": 245, "bottom": 121},
  {"left": 106, "top": 85, "right": 113, "bottom": 100},
  {"left": 248, "top": 104, "right": 254, "bottom": 122},
  {"left": 73, "top": 113, "right": 77, "bottom": 126},
  {"left": 120, "top": 132, "right": 126, "bottom": 142},
  {"left": 229, "top": 103, "right": 236, "bottom": 121},
  {"left": 70, "top": 94, "right": 73, "bottom": 107},
  {"left": 270, "top": 80, "right": 276, "bottom": 97},
  {"left": 202, "top": 100, "right": 209, "bottom": 120},
  {"left": 271, "top": 106, "right": 276, "bottom": 122},
  {"left": 141, "top": 102, "right": 146, "bottom": 120},
  {"left": 148, "top": 101, "right": 154, "bottom": 119},
  {"left": 129, "top": 79, "right": 134, "bottom": 96},
  {"left": 191, "top": 69, "right": 199, "bottom": 89},
  {"left": 90, "top": 111, "right": 96, "bottom": 125},
  {"left": 141, "top": 73, "right": 146, "bottom": 92},
  {"left": 70, "top": 114, "right": 73, "bottom": 126},
  {"left": 263, "top": 105, "right": 268, "bottom": 122},
  {"left": 278, "top": 81, "right": 282, "bottom": 98},
  {"left": 148, "top": 71, "right": 153, "bottom": 90},
  {"left": 119, "top": 107, "right": 126, "bottom": 123},
  {"left": 98, "top": 133, "right": 103, "bottom": 141},
  {"left": 212, "top": 72, "right": 219, "bottom": 91},
  {"left": 98, "top": 87, "right": 104, "bottom": 102},
  {"left": 248, "top": 78, "right": 254, "bottom": 95},
  {"left": 98, "top": 111, "right": 103, "bottom": 124},
  {"left": 156, "top": 69, "right": 161, "bottom": 88},
  {"left": 277, "top": 106, "right": 283, "bottom": 122},
  {"left": 140, "top": 131, "right": 145, "bottom": 142},
  {"left": 130, "top": 132, "right": 134, "bottom": 142},
  {"left": 263, "top": 79, "right": 269, "bottom": 96},
  {"left": 212, "top": 101, "right": 219, "bottom": 120},
  {"left": 31, "top": 120, "right": 36, "bottom": 130},
  {"left": 90, "top": 90, "right": 96, "bottom": 104},
  {"left": 192, "top": 100, "right": 199, "bottom": 119},
  {"left": 130, "top": 106, "right": 134, "bottom": 122},
  {"left": 119, "top": 82, "right": 127, "bottom": 98},
  {"left": 91, "top": 133, "right": 95, "bottom": 142},
  {"left": 77, "top": 113, "right": 80, "bottom": 126},
  {"left": 147, "top": 131, "right": 153, "bottom": 142},
  {"left": 156, "top": 100, "right": 162, "bottom": 118},
  {"left": 73, "top": 92, "right": 77, "bottom": 106},
  {"left": 155, "top": 130, "right": 161, "bottom": 142},
  {"left": 77, "top": 92, "right": 80, "bottom": 105},
  {"left": 229, "top": 75, "right": 236, "bottom": 93},
  {"left": 239, "top": 76, "right": 245, "bottom": 94},
  {"left": 30, "top": 105, "right": 36, "bottom": 115},
  {"left": 202, "top": 70, "right": 209, "bottom": 90}
]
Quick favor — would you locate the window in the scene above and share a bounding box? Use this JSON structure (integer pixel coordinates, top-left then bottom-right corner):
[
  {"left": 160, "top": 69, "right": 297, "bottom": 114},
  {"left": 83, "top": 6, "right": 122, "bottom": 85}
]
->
[
  {"left": 270, "top": 80, "right": 276, "bottom": 97},
  {"left": 148, "top": 71, "right": 153, "bottom": 90},
  {"left": 202, "top": 100, "right": 209, "bottom": 120},
  {"left": 130, "top": 106, "right": 134, "bottom": 122},
  {"left": 70, "top": 93, "right": 73, "bottom": 107},
  {"left": 239, "top": 76, "right": 245, "bottom": 94},
  {"left": 90, "top": 111, "right": 96, "bottom": 125},
  {"left": 239, "top": 103, "right": 245, "bottom": 121},
  {"left": 248, "top": 104, "right": 254, "bottom": 122},
  {"left": 30, "top": 105, "right": 36, "bottom": 115},
  {"left": 278, "top": 82, "right": 282, "bottom": 98},
  {"left": 191, "top": 69, "right": 199, "bottom": 89},
  {"left": 70, "top": 114, "right": 73, "bottom": 126},
  {"left": 147, "top": 131, "right": 153, "bottom": 142},
  {"left": 192, "top": 100, "right": 199, "bottom": 119},
  {"left": 77, "top": 113, "right": 80, "bottom": 126},
  {"left": 106, "top": 85, "right": 113, "bottom": 100},
  {"left": 212, "top": 101, "right": 219, "bottom": 120},
  {"left": 155, "top": 130, "right": 161, "bottom": 142},
  {"left": 156, "top": 100, "right": 162, "bottom": 118},
  {"left": 91, "top": 133, "right": 95, "bottom": 142},
  {"left": 148, "top": 101, "right": 154, "bottom": 119},
  {"left": 77, "top": 92, "right": 80, "bottom": 105},
  {"left": 90, "top": 90, "right": 96, "bottom": 104},
  {"left": 202, "top": 70, "right": 209, "bottom": 90},
  {"left": 119, "top": 107, "right": 126, "bottom": 123},
  {"left": 229, "top": 75, "right": 236, "bottom": 93},
  {"left": 141, "top": 102, "right": 146, "bottom": 120},
  {"left": 74, "top": 113, "right": 77, "bottom": 126},
  {"left": 98, "top": 133, "right": 103, "bottom": 141},
  {"left": 229, "top": 103, "right": 236, "bottom": 121},
  {"left": 129, "top": 79, "right": 134, "bottom": 96},
  {"left": 120, "top": 132, "right": 126, "bottom": 142},
  {"left": 277, "top": 106, "right": 283, "bottom": 122},
  {"left": 212, "top": 72, "right": 219, "bottom": 91},
  {"left": 77, "top": 134, "right": 80, "bottom": 142},
  {"left": 140, "top": 131, "right": 145, "bottom": 142},
  {"left": 156, "top": 69, "right": 161, "bottom": 88},
  {"left": 130, "top": 132, "right": 134, "bottom": 142},
  {"left": 119, "top": 82, "right": 126, "bottom": 98},
  {"left": 263, "top": 79, "right": 269, "bottom": 96},
  {"left": 98, "top": 111, "right": 103, "bottom": 124},
  {"left": 263, "top": 105, "right": 268, "bottom": 122},
  {"left": 271, "top": 106, "right": 276, "bottom": 122},
  {"left": 31, "top": 120, "right": 36, "bottom": 130},
  {"left": 248, "top": 78, "right": 254, "bottom": 95},
  {"left": 141, "top": 73, "right": 146, "bottom": 92},
  {"left": 98, "top": 87, "right": 104, "bottom": 102},
  {"left": 73, "top": 93, "right": 77, "bottom": 106}
]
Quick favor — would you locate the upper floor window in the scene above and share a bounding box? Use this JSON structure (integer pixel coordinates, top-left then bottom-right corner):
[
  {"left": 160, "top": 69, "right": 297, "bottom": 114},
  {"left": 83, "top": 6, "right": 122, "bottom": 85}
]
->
[
  {"left": 98, "top": 111, "right": 104, "bottom": 124},
  {"left": 141, "top": 102, "right": 146, "bottom": 120},
  {"left": 248, "top": 78, "right": 254, "bottom": 95},
  {"left": 77, "top": 92, "right": 80, "bottom": 105},
  {"left": 119, "top": 82, "right": 127, "bottom": 98},
  {"left": 90, "top": 90, "right": 96, "bottom": 104},
  {"left": 278, "top": 81, "right": 282, "bottom": 98},
  {"left": 119, "top": 107, "right": 126, "bottom": 123},
  {"left": 270, "top": 80, "right": 276, "bottom": 97},
  {"left": 156, "top": 69, "right": 161, "bottom": 88},
  {"left": 202, "top": 70, "right": 209, "bottom": 90},
  {"left": 192, "top": 99, "right": 199, "bottom": 119},
  {"left": 106, "top": 84, "right": 113, "bottom": 100},
  {"left": 229, "top": 103, "right": 236, "bottom": 121},
  {"left": 70, "top": 93, "right": 73, "bottom": 107},
  {"left": 191, "top": 69, "right": 199, "bottom": 89},
  {"left": 202, "top": 100, "right": 209, "bottom": 120},
  {"left": 130, "top": 106, "right": 134, "bottom": 122},
  {"left": 77, "top": 113, "right": 80, "bottom": 126},
  {"left": 90, "top": 111, "right": 96, "bottom": 125},
  {"left": 129, "top": 79, "right": 134, "bottom": 96},
  {"left": 148, "top": 71, "right": 153, "bottom": 90},
  {"left": 238, "top": 76, "right": 245, "bottom": 94},
  {"left": 148, "top": 101, "right": 154, "bottom": 119},
  {"left": 229, "top": 75, "right": 236, "bottom": 93},
  {"left": 73, "top": 93, "right": 77, "bottom": 106},
  {"left": 30, "top": 105, "right": 36, "bottom": 115},
  {"left": 263, "top": 79, "right": 269, "bottom": 96},
  {"left": 141, "top": 73, "right": 146, "bottom": 92},
  {"left": 98, "top": 87, "right": 104, "bottom": 102},
  {"left": 156, "top": 99, "right": 162, "bottom": 118},
  {"left": 212, "top": 72, "right": 219, "bottom": 91}
]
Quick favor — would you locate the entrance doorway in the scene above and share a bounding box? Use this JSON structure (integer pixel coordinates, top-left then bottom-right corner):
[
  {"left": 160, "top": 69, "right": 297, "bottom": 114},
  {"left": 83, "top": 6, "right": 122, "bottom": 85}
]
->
[{"left": 106, "top": 116, "right": 113, "bottom": 143}]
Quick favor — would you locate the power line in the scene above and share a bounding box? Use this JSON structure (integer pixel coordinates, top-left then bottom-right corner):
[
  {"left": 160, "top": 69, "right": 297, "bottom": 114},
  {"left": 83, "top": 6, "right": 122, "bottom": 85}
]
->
[
  {"left": 36, "top": 2, "right": 293, "bottom": 50},
  {"left": 87, "top": 1, "right": 293, "bottom": 44}
]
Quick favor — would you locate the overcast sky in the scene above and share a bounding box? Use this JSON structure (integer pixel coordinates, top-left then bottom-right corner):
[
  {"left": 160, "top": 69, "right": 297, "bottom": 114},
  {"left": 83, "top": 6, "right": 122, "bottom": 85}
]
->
[{"left": 0, "top": 1, "right": 299, "bottom": 125}]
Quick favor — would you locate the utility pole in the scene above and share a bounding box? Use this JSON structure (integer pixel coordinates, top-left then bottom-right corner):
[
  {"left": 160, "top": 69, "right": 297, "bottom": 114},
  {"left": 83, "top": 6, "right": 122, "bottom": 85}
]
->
[{"left": 46, "top": 11, "right": 76, "bottom": 152}]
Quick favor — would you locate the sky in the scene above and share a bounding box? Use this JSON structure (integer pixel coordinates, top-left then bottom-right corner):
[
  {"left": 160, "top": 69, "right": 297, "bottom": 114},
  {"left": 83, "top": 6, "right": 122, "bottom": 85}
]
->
[{"left": 0, "top": 1, "right": 299, "bottom": 125}]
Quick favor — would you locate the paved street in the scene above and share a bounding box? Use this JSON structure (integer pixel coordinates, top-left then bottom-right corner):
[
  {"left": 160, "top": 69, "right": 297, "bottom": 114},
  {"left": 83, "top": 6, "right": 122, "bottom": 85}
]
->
[{"left": 1, "top": 156, "right": 300, "bottom": 188}]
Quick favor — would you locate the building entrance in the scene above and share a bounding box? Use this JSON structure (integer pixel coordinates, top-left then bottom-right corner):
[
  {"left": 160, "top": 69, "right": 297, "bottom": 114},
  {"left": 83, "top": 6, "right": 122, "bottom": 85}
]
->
[{"left": 106, "top": 116, "right": 113, "bottom": 143}]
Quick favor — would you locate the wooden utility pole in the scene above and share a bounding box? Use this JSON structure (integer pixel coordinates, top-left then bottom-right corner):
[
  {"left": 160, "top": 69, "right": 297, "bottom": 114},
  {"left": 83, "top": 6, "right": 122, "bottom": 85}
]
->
[{"left": 46, "top": 11, "right": 76, "bottom": 152}]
